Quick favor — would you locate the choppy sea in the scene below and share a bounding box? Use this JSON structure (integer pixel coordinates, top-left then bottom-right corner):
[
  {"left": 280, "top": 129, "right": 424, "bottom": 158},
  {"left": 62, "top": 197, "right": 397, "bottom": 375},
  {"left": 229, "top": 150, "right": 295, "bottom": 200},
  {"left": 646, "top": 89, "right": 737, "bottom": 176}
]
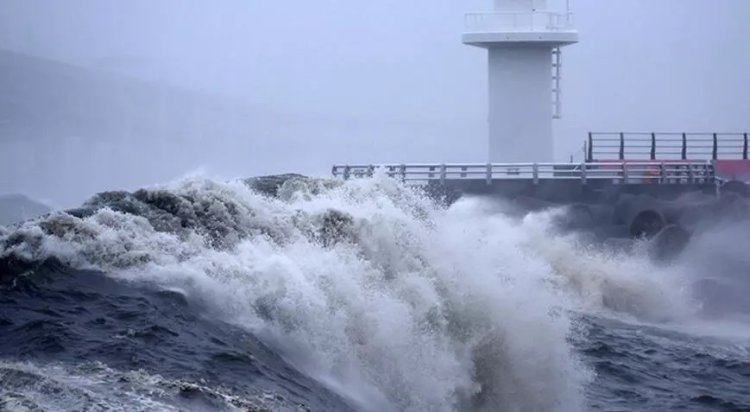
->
[{"left": 1, "top": 175, "right": 749, "bottom": 411}]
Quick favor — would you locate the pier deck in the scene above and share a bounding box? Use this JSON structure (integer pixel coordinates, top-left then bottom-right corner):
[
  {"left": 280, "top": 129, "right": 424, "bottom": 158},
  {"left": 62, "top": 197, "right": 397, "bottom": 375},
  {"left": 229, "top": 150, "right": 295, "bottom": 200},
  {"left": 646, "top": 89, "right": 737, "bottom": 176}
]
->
[{"left": 331, "top": 132, "right": 750, "bottom": 202}]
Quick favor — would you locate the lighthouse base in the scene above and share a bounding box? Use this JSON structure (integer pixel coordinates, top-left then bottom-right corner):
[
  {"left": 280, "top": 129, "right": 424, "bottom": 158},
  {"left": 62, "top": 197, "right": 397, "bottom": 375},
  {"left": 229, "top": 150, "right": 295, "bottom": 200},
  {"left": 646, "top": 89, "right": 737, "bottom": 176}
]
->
[{"left": 488, "top": 45, "right": 555, "bottom": 163}]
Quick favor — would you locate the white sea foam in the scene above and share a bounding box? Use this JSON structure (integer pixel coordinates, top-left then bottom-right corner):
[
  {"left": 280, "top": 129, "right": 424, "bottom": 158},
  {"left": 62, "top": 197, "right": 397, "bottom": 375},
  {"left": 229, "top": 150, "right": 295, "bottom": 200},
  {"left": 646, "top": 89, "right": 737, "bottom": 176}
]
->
[
  {"left": 0, "top": 360, "right": 287, "bottom": 412},
  {"left": 3, "top": 174, "right": 717, "bottom": 411}
]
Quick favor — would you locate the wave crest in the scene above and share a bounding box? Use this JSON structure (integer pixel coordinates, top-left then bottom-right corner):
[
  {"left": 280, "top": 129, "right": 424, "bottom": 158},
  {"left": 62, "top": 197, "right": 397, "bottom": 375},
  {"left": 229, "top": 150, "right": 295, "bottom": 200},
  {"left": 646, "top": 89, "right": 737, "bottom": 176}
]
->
[{"left": 0, "top": 175, "right": 605, "bottom": 411}]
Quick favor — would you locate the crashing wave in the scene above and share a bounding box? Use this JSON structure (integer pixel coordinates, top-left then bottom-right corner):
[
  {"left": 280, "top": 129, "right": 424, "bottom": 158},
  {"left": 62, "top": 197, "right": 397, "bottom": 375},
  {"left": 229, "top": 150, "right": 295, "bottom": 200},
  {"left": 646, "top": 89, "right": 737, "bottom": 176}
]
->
[{"left": 1, "top": 172, "right": 706, "bottom": 411}]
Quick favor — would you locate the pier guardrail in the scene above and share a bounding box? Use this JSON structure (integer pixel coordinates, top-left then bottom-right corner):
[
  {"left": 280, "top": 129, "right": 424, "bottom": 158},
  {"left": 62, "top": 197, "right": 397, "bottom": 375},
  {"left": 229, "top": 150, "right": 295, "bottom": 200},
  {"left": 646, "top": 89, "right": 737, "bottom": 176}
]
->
[
  {"left": 332, "top": 161, "right": 715, "bottom": 186},
  {"left": 587, "top": 132, "right": 749, "bottom": 162}
]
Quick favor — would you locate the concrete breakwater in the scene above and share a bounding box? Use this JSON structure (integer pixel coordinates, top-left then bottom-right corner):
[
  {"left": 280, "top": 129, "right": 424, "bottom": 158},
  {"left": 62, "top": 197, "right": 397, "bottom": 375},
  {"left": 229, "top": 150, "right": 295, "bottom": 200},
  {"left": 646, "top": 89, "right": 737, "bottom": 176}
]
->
[{"left": 465, "top": 180, "right": 750, "bottom": 265}]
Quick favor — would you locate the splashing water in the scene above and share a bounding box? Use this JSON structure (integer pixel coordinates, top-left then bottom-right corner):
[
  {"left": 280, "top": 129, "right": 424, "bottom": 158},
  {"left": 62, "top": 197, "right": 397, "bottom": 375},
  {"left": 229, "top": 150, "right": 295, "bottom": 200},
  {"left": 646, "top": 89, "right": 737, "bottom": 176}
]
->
[{"left": 2, "top": 174, "right": 725, "bottom": 411}]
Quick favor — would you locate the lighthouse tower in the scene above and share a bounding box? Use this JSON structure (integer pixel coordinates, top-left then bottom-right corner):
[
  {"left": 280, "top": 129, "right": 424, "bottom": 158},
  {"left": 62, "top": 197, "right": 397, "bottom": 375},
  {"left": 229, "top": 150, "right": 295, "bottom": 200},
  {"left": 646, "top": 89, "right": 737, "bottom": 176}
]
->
[{"left": 464, "top": 0, "right": 578, "bottom": 163}]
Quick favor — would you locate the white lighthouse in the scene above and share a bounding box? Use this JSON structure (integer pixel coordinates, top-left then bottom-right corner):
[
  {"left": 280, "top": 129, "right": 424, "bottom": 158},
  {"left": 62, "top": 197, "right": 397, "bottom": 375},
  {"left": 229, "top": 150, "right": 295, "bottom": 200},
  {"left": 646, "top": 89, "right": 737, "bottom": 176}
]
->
[{"left": 464, "top": 0, "right": 578, "bottom": 163}]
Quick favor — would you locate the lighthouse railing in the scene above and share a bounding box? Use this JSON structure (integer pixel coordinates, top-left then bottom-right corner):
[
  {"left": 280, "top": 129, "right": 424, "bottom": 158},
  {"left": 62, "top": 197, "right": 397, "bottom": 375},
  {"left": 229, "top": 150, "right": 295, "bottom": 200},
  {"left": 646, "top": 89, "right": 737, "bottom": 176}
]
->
[{"left": 464, "top": 11, "right": 573, "bottom": 33}]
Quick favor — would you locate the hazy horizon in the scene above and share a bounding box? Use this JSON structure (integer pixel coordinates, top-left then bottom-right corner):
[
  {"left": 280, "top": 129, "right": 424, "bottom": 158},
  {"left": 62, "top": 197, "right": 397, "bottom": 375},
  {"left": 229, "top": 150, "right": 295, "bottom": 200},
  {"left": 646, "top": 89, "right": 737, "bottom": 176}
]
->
[{"left": 1, "top": 0, "right": 749, "bottom": 207}]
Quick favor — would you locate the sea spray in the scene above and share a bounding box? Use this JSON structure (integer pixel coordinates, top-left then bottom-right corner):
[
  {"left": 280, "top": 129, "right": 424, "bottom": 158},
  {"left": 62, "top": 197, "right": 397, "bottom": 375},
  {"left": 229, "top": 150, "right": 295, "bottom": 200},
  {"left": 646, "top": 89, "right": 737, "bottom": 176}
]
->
[
  {"left": 8, "top": 174, "right": 705, "bottom": 410},
  {"left": 3, "top": 175, "right": 750, "bottom": 410},
  {"left": 525, "top": 215, "right": 695, "bottom": 322}
]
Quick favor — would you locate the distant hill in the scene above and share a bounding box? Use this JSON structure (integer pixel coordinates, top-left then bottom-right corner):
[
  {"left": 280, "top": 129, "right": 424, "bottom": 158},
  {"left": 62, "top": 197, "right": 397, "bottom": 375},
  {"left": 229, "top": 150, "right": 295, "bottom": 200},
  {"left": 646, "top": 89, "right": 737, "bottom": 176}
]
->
[
  {"left": 0, "top": 49, "right": 472, "bottom": 207},
  {"left": 0, "top": 194, "right": 51, "bottom": 226},
  {"left": 0, "top": 49, "right": 272, "bottom": 143},
  {"left": 0, "top": 49, "right": 278, "bottom": 207}
]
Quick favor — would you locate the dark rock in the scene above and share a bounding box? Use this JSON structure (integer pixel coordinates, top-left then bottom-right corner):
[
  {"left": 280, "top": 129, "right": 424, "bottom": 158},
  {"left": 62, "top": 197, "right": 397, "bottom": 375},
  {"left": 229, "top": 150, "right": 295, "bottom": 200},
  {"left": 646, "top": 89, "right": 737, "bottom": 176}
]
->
[
  {"left": 614, "top": 194, "right": 666, "bottom": 238},
  {"left": 244, "top": 174, "right": 307, "bottom": 198},
  {"left": 629, "top": 209, "right": 665, "bottom": 239}
]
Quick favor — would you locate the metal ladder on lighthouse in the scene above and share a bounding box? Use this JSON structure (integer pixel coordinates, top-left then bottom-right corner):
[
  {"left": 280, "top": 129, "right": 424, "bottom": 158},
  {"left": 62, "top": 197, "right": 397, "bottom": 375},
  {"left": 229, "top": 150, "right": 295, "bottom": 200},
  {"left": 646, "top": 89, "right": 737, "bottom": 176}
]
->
[{"left": 552, "top": 47, "right": 562, "bottom": 119}]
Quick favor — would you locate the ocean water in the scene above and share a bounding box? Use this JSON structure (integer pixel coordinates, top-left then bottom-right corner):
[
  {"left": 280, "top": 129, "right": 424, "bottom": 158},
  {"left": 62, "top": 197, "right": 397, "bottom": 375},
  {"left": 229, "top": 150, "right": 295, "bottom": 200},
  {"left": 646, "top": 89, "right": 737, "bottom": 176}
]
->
[{"left": 1, "top": 174, "right": 749, "bottom": 411}]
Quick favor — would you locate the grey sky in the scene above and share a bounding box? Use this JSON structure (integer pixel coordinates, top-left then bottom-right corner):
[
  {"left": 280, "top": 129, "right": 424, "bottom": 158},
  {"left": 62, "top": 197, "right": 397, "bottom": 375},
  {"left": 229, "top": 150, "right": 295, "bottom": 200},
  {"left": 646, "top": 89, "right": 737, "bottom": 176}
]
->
[{"left": 0, "top": 0, "right": 748, "bottom": 207}]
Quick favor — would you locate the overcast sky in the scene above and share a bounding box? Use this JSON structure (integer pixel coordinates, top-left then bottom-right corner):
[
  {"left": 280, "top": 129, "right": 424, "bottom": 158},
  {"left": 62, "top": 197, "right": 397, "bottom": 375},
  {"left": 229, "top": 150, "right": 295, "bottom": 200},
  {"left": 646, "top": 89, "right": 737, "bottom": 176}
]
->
[{"left": 1, "top": 0, "right": 749, "bottom": 207}]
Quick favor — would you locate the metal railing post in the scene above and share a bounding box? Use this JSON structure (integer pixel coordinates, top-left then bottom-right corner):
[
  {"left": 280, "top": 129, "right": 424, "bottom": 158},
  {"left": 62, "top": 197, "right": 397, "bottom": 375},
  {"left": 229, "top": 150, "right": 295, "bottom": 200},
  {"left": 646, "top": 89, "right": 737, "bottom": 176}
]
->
[
  {"left": 486, "top": 163, "right": 492, "bottom": 185},
  {"left": 715, "top": 172, "right": 721, "bottom": 197},
  {"left": 344, "top": 166, "right": 351, "bottom": 180},
  {"left": 619, "top": 132, "right": 625, "bottom": 160},
  {"left": 713, "top": 133, "right": 718, "bottom": 160},
  {"left": 399, "top": 164, "right": 406, "bottom": 182},
  {"left": 682, "top": 133, "right": 687, "bottom": 160},
  {"left": 660, "top": 162, "right": 666, "bottom": 184},
  {"left": 705, "top": 161, "right": 712, "bottom": 183},
  {"left": 688, "top": 163, "right": 695, "bottom": 183},
  {"left": 368, "top": 165, "right": 375, "bottom": 177},
  {"left": 532, "top": 163, "right": 539, "bottom": 184},
  {"left": 651, "top": 133, "right": 656, "bottom": 160},
  {"left": 744, "top": 133, "right": 748, "bottom": 160},
  {"left": 622, "top": 162, "right": 628, "bottom": 184},
  {"left": 587, "top": 132, "right": 594, "bottom": 162},
  {"left": 440, "top": 164, "right": 446, "bottom": 184},
  {"left": 580, "top": 162, "right": 587, "bottom": 185}
]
